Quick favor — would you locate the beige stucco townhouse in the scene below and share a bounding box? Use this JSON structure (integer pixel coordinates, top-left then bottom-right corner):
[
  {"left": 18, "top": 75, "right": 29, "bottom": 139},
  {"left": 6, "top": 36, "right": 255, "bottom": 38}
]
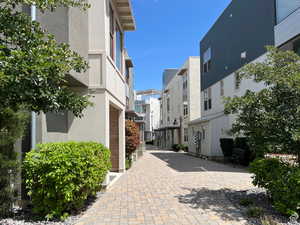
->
[{"left": 31, "top": 0, "right": 136, "bottom": 172}]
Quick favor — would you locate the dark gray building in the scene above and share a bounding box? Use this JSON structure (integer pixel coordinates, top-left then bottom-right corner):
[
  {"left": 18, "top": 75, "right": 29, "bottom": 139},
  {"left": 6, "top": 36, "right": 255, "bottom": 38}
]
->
[{"left": 200, "top": 0, "right": 276, "bottom": 90}]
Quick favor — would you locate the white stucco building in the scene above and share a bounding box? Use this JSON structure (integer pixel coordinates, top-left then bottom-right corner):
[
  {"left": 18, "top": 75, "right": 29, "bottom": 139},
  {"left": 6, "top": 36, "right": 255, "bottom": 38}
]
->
[
  {"left": 188, "top": 0, "right": 300, "bottom": 159},
  {"left": 135, "top": 90, "right": 161, "bottom": 142},
  {"left": 156, "top": 57, "right": 201, "bottom": 149}
]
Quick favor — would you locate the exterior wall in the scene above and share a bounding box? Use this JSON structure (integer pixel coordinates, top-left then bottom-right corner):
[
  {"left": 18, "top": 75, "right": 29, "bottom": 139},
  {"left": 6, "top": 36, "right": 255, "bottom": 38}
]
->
[
  {"left": 158, "top": 57, "right": 201, "bottom": 149},
  {"left": 275, "top": 7, "right": 300, "bottom": 46},
  {"left": 200, "top": 0, "right": 275, "bottom": 90},
  {"left": 163, "top": 69, "right": 178, "bottom": 89},
  {"left": 189, "top": 55, "right": 266, "bottom": 157},
  {"left": 34, "top": 0, "right": 133, "bottom": 173}
]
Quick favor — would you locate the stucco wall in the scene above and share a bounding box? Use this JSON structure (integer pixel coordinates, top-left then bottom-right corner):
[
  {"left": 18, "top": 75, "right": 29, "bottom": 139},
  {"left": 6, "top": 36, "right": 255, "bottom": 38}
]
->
[{"left": 275, "top": 8, "right": 300, "bottom": 46}]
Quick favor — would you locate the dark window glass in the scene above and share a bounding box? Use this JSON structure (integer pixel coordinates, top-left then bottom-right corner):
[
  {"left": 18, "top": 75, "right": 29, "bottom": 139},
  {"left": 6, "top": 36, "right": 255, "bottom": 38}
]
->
[
  {"left": 116, "top": 24, "right": 123, "bottom": 72},
  {"left": 208, "top": 99, "right": 212, "bottom": 109},
  {"left": 204, "top": 101, "right": 208, "bottom": 111},
  {"left": 294, "top": 39, "right": 300, "bottom": 56},
  {"left": 109, "top": 5, "right": 114, "bottom": 60}
]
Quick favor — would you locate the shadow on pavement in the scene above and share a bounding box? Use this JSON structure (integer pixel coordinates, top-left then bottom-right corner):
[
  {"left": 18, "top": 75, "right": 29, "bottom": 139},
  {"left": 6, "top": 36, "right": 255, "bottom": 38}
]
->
[
  {"left": 176, "top": 187, "right": 248, "bottom": 223},
  {"left": 150, "top": 151, "right": 249, "bottom": 173}
]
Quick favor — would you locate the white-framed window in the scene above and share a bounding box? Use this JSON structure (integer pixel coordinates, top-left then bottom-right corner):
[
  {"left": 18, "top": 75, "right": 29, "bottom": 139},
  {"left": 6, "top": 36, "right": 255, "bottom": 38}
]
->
[
  {"left": 220, "top": 80, "right": 224, "bottom": 96},
  {"left": 116, "top": 23, "right": 123, "bottom": 72},
  {"left": 204, "top": 87, "right": 212, "bottom": 111},
  {"left": 184, "top": 128, "right": 188, "bottom": 142},
  {"left": 167, "top": 98, "right": 170, "bottom": 112},
  {"left": 183, "top": 104, "right": 188, "bottom": 117},
  {"left": 234, "top": 72, "right": 241, "bottom": 90},
  {"left": 109, "top": 4, "right": 114, "bottom": 60},
  {"left": 203, "top": 47, "right": 212, "bottom": 73}
]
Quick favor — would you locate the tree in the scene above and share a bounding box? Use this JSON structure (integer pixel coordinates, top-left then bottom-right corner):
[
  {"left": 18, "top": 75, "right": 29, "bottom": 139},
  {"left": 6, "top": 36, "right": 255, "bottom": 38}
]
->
[
  {"left": 0, "top": 0, "right": 91, "bottom": 116},
  {"left": 0, "top": 0, "right": 90, "bottom": 215},
  {"left": 125, "top": 120, "right": 140, "bottom": 157},
  {"left": 224, "top": 47, "right": 300, "bottom": 163}
]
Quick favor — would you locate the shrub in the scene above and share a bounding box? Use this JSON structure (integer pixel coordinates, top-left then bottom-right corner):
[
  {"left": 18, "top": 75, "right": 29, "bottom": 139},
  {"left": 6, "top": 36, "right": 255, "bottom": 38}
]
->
[
  {"left": 231, "top": 137, "right": 255, "bottom": 166},
  {"left": 0, "top": 109, "right": 28, "bottom": 217},
  {"left": 172, "top": 144, "right": 180, "bottom": 151},
  {"left": 247, "top": 206, "right": 264, "bottom": 218},
  {"left": 125, "top": 120, "right": 140, "bottom": 157},
  {"left": 250, "top": 158, "right": 300, "bottom": 216},
  {"left": 220, "top": 138, "right": 234, "bottom": 157},
  {"left": 23, "top": 142, "right": 111, "bottom": 220},
  {"left": 239, "top": 198, "right": 254, "bottom": 207}
]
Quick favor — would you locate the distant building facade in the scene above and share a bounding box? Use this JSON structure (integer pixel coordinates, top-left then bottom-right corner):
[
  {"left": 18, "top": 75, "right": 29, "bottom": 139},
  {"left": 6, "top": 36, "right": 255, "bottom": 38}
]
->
[
  {"left": 156, "top": 57, "right": 201, "bottom": 149},
  {"left": 135, "top": 90, "right": 161, "bottom": 142}
]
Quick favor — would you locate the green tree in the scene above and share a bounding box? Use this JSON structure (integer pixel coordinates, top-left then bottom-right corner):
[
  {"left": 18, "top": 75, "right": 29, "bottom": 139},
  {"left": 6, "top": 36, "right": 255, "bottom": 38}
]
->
[
  {"left": 0, "top": 0, "right": 91, "bottom": 216},
  {"left": 224, "top": 47, "right": 300, "bottom": 162}
]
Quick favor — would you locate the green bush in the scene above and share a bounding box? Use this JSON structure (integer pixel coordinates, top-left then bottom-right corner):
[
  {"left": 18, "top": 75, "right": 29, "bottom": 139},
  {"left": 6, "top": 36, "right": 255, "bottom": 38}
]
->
[
  {"left": 23, "top": 142, "right": 111, "bottom": 220},
  {"left": 220, "top": 138, "right": 234, "bottom": 157},
  {"left": 0, "top": 108, "right": 28, "bottom": 217},
  {"left": 250, "top": 158, "right": 300, "bottom": 216},
  {"left": 172, "top": 144, "right": 180, "bottom": 152},
  {"left": 231, "top": 137, "right": 255, "bottom": 166},
  {"left": 247, "top": 206, "right": 264, "bottom": 218}
]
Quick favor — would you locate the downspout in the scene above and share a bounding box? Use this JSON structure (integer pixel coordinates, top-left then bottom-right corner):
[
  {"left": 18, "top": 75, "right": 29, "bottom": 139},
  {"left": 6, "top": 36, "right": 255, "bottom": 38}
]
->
[{"left": 31, "top": 5, "right": 37, "bottom": 150}]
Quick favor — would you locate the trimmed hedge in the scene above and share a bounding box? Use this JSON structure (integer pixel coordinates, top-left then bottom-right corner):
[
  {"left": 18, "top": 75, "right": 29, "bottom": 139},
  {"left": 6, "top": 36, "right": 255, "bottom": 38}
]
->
[
  {"left": 250, "top": 158, "right": 300, "bottom": 216},
  {"left": 23, "top": 142, "right": 111, "bottom": 220},
  {"left": 220, "top": 138, "right": 234, "bottom": 157}
]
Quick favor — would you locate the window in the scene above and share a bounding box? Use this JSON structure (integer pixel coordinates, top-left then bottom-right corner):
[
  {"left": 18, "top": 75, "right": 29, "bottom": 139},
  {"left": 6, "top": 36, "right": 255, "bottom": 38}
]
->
[
  {"left": 234, "top": 73, "right": 241, "bottom": 90},
  {"left": 202, "top": 129, "right": 206, "bottom": 140},
  {"left": 294, "top": 39, "right": 300, "bottom": 56},
  {"left": 116, "top": 23, "right": 123, "bottom": 72},
  {"left": 220, "top": 80, "right": 224, "bottom": 96},
  {"left": 109, "top": 5, "right": 114, "bottom": 60},
  {"left": 203, "top": 47, "right": 211, "bottom": 73},
  {"left": 167, "top": 98, "right": 170, "bottom": 112},
  {"left": 184, "top": 128, "right": 188, "bottom": 142},
  {"left": 183, "top": 104, "right": 188, "bottom": 117},
  {"left": 167, "top": 116, "right": 170, "bottom": 124},
  {"left": 204, "top": 88, "right": 212, "bottom": 111}
]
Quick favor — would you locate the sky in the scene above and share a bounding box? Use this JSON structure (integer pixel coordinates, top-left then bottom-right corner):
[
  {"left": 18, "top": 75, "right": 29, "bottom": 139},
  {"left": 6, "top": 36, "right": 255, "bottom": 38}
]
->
[{"left": 125, "top": 0, "right": 231, "bottom": 91}]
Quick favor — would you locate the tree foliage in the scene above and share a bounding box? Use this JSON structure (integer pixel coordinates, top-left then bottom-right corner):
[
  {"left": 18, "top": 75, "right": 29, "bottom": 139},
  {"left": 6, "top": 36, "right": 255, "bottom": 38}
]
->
[
  {"left": 0, "top": 0, "right": 90, "bottom": 216},
  {"left": 0, "top": 0, "right": 91, "bottom": 116},
  {"left": 0, "top": 109, "right": 28, "bottom": 216},
  {"left": 125, "top": 120, "right": 140, "bottom": 157},
  {"left": 224, "top": 47, "right": 300, "bottom": 160}
]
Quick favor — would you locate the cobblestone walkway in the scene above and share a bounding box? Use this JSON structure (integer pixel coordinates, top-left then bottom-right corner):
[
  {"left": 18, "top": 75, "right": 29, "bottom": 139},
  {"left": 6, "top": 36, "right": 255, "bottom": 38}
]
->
[{"left": 75, "top": 148, "right": 254, "bottom": 225}]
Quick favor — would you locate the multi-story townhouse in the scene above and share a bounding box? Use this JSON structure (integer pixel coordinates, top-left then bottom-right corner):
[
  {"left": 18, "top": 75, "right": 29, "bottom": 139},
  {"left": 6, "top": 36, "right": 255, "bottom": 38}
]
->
[
  {"left": 156, "top": 57, "right": 201, "bottom": 149},
  {"left": 29, "top": 0, "right": 136, "bottom": 172},
  {"left": 189, "top": 0, "right": 300, "bottom": 159},
  {"left": 135, "top": 90, "right": 161, "bottom": 142}
]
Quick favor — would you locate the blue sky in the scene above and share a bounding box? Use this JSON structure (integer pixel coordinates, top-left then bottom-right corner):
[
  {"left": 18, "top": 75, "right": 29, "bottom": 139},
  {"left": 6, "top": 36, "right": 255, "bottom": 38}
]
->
[{"left": 125, "top": 0, "right": 231, "bottom": 91}]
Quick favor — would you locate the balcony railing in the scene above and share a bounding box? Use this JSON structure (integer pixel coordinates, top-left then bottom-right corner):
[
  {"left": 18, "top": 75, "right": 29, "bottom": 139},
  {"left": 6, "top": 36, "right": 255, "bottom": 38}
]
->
[{"left": 276, "top": 0, "right": 300, "bottom": 24}]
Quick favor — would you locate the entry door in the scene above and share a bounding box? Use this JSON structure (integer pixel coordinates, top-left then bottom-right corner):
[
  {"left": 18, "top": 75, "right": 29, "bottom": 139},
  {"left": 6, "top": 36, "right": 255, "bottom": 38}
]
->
[{"left": 109, "top": 106, "right": 120, "bottom": 172}]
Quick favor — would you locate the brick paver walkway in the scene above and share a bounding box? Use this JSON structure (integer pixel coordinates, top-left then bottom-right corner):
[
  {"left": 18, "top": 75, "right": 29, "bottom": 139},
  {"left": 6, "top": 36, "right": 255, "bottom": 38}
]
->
[{"left": 75, "top": 148, "right": 254, "bottom": 225}]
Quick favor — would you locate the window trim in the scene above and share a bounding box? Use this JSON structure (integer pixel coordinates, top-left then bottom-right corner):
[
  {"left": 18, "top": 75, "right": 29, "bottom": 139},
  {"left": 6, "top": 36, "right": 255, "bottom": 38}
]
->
[{"left": 109, "top": 4, "right": 115, "bottom": 60}]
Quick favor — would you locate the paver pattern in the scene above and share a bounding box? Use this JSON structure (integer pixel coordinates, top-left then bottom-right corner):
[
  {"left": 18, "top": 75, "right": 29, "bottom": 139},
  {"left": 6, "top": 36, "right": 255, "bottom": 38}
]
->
[{"left": 75, "top": 147, "right": 254, "bottom": 225}]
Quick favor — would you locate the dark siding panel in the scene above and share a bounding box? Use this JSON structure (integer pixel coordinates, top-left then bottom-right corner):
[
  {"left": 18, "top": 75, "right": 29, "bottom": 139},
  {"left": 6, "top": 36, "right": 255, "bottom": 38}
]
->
[{"left": 200, "top": 0, "right": 276, "bottom": 90}]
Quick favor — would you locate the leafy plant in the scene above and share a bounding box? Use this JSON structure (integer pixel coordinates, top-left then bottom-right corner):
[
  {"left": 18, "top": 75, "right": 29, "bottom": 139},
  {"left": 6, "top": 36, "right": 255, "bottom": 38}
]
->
[
  {"left": 250, "top": 158, "right": 300, "bottom": 216},
  {"left": 23, "top": 142, "right": 111, "bottom": 220},
  {"left": 224, "top": 47, "right": 300, "bottom": 161},
  {"left": 220, "top": 138, "right": 234, "bottom": 157},
  {"left": 125, "top": 120, "right": 140, "bottom": 157},
  {"left": 0, "top": 109, "right": 28, "bottom": 217},
  {"left": 239, "top": 198, "right": 254, "bottom": 207},
  {"left": 247, "top": 206, "right": 264, "bottom": 218},
  {"left": 261, "top": 216, "right": 280, "bottom": 225}
]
